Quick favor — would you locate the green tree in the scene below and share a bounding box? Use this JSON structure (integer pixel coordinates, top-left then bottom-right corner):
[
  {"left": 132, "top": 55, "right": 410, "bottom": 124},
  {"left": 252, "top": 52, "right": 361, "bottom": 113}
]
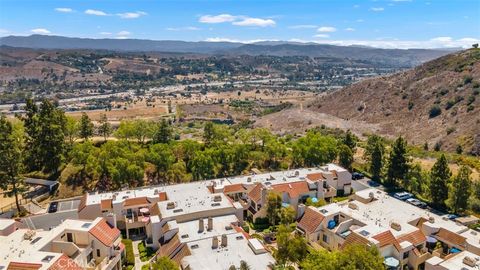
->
[
  {"left": 153, "top": 119, "right": 173, "bottom": 144},
  {"left": 0, "top": 115, "right": 25, "bottom": 213},
  {"left": 343, "top": 130, "right": 357, "bottom": 150},
  {"left": 148, "top": 144, "right": 175, "bottom": 181},
  {"left": 338, "top": 144, "right": 353, "bottom": 170},
  {"left": 429, "top": 154, "right": 451, "bottom": 209},
  {"left": 275, "top": 224, "right": 308, "bottom": 268},
  {"left": 279, "top": 206, "right": 296, "bottom": 225},
  {"left": 64, "top": 116, "right": 78, "bottom": 149},
  {"left": 266, "top": 192, "right": 283, "bottom": 225},
  {"left": 71, "top": 141, "right": 96, "bottom": 185},
  {"left": 166, "top": 161, "right": 191, "bottom": 183},
  {"left": 37, "top": 100, "right": 67, "bottom": 173},
  {"left": 191, "top": 151, "right": 216, "bottom": 180},
  {"left": 406, "top": 163, "right": 425, "bottom": 196},
  {"left": 447, "top": 166, "right": 472, "bottom": 214},
  {"left": 365, "top": 135, "right": 385, "bottom": 182},
  {"left": 150, "top": 256, "right": 178, "bottom": 270},
  {"left": 203, "top": 122, "right": 215, "bottom": 146},
  {"left": 336, "top": 245, "right": 385, "bottom": 270},
  {"left": 23, "top": 98, "right": 40, "bottom": 171},
  {"left": 97, "top": 113, "right": 111, "bottom": 142},
  {"left": 386, "top": 136, "right": 408, "bottom": 186},
  {"left": 79, "top": 112, "right": 94, "bottom": 140}
]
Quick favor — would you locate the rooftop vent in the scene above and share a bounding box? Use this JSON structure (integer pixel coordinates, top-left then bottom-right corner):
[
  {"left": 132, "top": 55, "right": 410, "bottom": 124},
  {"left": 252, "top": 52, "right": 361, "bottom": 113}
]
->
[
  {"left": 348, "top": 203, "right": 358, "bottom": 210},
  {"left": 319, "top": 209, "right": 328, "bottom": 214},
  {"left": 173, "top": 208, "right": 183, "bottom": 213},
  {"left": 463, "top": 256, "right": 477, "bottom": 267},
  {"left": 191, "top": 244, "right": 199, "bottom": 249},
  {"left": 166, "top": 202, "right": 175, "bottom": 209},
  {"left": 181, "top": 234, "right": 189, "bottom": 239},
  {"left": 213, "top": 195, "right": 222, "bottom": 202},
  {"left": 31, "top": 237, "right": 42, "bottom": 244},
  {"left": 236, "top": 235, "right": 244, "bottom": 240},
  {"left": 211, "top": 203, "right": 221, "bottom": 207},
  {"left": 429, "top": 217, "right": 435, "bottom": 223},
  {"left": 390, "top": 222, "right": 402, "bottom": 231},
  {"left": 42, "top": 255, "right": 55, "bottom": 262},
  {"left": 247, "top": 177, "right": 252, "bottom": 182}
]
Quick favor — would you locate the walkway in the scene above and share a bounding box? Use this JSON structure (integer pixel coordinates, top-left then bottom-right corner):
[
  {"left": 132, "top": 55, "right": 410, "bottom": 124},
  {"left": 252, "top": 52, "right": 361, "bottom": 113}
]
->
[{"left": 132, "top": 240, "right": 150, "bottom": 270}]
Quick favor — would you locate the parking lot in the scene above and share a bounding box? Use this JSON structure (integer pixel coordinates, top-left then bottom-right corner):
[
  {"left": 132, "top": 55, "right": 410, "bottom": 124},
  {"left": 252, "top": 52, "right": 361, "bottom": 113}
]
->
[{"left": 48, "top": 199, "right": 80, "bottom": 213}]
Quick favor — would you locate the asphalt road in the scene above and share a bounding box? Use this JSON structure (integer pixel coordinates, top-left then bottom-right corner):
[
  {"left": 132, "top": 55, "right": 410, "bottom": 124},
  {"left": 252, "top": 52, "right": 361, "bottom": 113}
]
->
[{"left": 351, "top": 177, "right": 385, "bottom": 192}]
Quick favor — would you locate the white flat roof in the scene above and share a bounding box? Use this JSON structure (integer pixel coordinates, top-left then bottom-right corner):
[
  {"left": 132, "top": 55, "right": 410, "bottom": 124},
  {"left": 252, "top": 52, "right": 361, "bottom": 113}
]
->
[
  {"left": 175, "top": 215, "right": 239, "bottom": 243},
  {"left": 0, "top": 218, "right": 15, "bottom": 230},
  {"left": 182, "top": 232, "right": 274, "bottom": 270},
  {"left": 433, "top": 251, "right": 480, "bottom": 270}
]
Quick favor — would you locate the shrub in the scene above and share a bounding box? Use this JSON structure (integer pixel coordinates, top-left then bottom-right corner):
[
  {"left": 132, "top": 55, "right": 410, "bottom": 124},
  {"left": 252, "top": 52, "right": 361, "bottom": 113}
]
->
[
  {"left": 467, "top": 105, "right": 475, "bottom": 112},
  {"left": 122, "top": 239, "right": 135, "bottom": 266},
  {"left": 445, "top": 100, "right": 455, "bottom": 110},
  {"left": 408, "top": 101, "right": 414, "bottom": 110},
  {"left": 446, "top": 127, "right": 456, "bottom": 135},
  {"left": 429, "top": 105, "right": 442, "bottom": 118},
  {"left": 464, "top": 75, "right": 473, "bottom": 85},
  {"left": 467, "top": 95, "right": 476, "bottom": 105},
  {"left": 434, "top": 142, "right": 442, "bottom": 151}
]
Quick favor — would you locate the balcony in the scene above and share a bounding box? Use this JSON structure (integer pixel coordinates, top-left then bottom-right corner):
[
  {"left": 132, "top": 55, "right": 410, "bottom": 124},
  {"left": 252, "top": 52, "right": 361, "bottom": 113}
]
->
[{"left": 324, "top": 186, "right": 337, "bottom": 198}]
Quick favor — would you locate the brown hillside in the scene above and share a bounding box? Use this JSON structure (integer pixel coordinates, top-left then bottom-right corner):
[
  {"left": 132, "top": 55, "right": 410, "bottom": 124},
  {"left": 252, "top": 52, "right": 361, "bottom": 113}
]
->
[{"left": 310, "top": 49, "right": 480, "bottom": 154}]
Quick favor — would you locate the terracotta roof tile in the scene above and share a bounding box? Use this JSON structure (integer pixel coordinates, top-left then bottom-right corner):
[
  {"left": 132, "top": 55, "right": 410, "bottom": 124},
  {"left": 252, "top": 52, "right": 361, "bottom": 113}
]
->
[
  {"left": 89, "top": 218, "right": 121, "bottom": 247},
  {"left": 100, "top": 199, "right": 112, "bottom": 211},
  {"left": 435, "top": 228, "right": 467, "bottom": 247},
  {"left": 158, "top": 192, "right": 168, "bottom": 202},
  {"left": 7, "top": 262, "right": 42, "bottom": 270},
  {"left": 306, "top": 173, "right": 325, "bottom": 181},
  {"left": 123, "top": 196, "right": 151, "bottom": 207},
  {"left": 298, "top": 207, "right": 324, "bottom": 234},
  {"left": 77, "top": 193, "right": 87, "bottom": 213},
  {"left": 341, "top": 232, "right": 372, "bottom": 249},
  {"left": 372, "top": 230, "right": 401, "bottom": 251},
  {"left": 270, "top": 181, "right": 310, "bottom": 198},
  {"left": 223, "top": 184, "right": 247, "bottom": 194},
  {"left": 48, "top": 254, "right": 83, "bottom": 270},
  {"left": 398, "top": 229, "right": 427, "bottom": 247},
  {"left": 247, "top": 183, "right": 264, "bottom": 203}
]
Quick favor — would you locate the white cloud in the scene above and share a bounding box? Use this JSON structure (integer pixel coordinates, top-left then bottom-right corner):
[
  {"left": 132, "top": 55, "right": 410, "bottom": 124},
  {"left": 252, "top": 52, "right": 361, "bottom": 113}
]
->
[
  {"left": 430, "top": 36, "right": 452, "bottom": 42},
  {"left": 0, "top": 28, "right": 9, "bottom": 34},
  {"left": 199, "top": 14, "right": 237, "bottom": 24},
  {"left": 317, "top": 26, "right": 337, "bottom": 33},
  {"left": 199, "top": 14, "right": 275, "bottom": 27},
  {"left": 117, "top": 30, "right": 131, "bottom": 36},
  {"left": 166, "top": 26, "right": 200, "bottom": 31},
  {"left": 55, "top": 8, "right": 73, "bottom": 13},
  {"left": 314, "top": 34, "right": 330, "bottom": 38},
  {"left": 99, "top": 32, "right": 112, "bottom": 35},
  {"left": 356, "top": 19, "right": 365, "bottom": 23},
  {"left": 117, "top": 11, "right": 147, "bottom": 19},
  {"left": 370, "top": 7, "right": 385, "bottom": 11},
  {"left": 85, "top": 9, "right": 108, "bottom": 16},
  {"left": 305, "top": 37, "right": 480, "bottom": 49},
  {"left": 288, "top": 25, "right": 317, "bottom": 29},
  {"left": 232, "top": 18, "right": 276, "bottom": 27},
  {"left": 31, "top": 28, "right": 51, "bottom": 34},
  {"left": 345, "top": 27, "right": 355, "bottom": 31}
]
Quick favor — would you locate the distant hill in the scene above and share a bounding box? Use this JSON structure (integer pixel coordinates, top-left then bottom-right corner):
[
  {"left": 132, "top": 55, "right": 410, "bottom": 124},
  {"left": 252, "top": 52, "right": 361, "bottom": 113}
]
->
[
  {"left": 310, "top": 49, "right": 480, "bottom": 154},
  {"left": 0, "top": 35, "right": 452, "bottom": 67}
]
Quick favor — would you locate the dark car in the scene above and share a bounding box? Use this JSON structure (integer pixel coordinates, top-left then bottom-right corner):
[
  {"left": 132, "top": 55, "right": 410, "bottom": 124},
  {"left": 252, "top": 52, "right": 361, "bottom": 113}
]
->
[
  {"left": 351, "top": 172, "right": 364, "bottom": 180},
  {"left": 48, "top": 202, "right": 58, "bottom": 213}
]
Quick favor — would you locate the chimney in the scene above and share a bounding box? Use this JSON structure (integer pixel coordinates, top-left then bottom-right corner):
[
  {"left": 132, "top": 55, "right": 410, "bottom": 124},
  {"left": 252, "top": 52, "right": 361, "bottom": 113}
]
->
[
  {"left": 261, "top": 187, "right": 267, "bottom": 204},
  {"left": 212, "top": 236, "right": 219, "bottom": 249},
  {"left": 207, "top": 217, "right": 213, "bottom": 231},
  {"left": 105, "top": 213, "right": 117, "bottom": 228},
  {"left": 297, "top": 204, "right": 306, "bottom": 219},
  {"left": 198, "top": 218, "right": 204, "bottom": 233},
  {"left": 221, "top": 234, "right": 228, "bottom": 247}
]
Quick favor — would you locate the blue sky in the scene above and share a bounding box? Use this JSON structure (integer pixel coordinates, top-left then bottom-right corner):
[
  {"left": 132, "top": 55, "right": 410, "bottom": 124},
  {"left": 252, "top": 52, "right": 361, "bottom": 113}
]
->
[{"left": 0, "top": 0, "right": 479, "bottom": 48}]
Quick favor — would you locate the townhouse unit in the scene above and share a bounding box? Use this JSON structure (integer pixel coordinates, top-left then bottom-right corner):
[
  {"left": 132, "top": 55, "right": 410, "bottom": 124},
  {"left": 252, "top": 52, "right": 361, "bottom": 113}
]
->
[
  {"left": 297, "top": 188, "right": 480, "bottom": 270},
  {"left": 0, "top": 217, "right": 123, "bottom": 270}
]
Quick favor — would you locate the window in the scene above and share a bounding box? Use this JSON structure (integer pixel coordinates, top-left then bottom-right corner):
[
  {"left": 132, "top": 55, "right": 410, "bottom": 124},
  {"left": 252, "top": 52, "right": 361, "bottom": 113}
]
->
[
  {"left": 97, "top": 249, "right": 101, "bottom": 257},
  {"left": 403, "top": 251, "right": 409, "bottom": 259},
  {"left": 322, "top": 234, "right": 328, "bottom": 243},
  {"left": 66, "top": 233, "right": 73, "bottom": 242}
]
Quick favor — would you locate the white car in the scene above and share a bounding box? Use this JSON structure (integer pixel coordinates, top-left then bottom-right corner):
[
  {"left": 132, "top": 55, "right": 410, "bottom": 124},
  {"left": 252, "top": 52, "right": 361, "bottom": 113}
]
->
[{"left": 393, "top": 192, "right": 413, "bottom": 201}]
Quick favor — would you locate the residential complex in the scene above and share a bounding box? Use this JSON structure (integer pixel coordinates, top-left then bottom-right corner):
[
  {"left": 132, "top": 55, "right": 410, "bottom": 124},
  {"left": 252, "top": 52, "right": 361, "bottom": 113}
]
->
[{"left": 297, "top": 188, "right": 480, "bottom": 270}]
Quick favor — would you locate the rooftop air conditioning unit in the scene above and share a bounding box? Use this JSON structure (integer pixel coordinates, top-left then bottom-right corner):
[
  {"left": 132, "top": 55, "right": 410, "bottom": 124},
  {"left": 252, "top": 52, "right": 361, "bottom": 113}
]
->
[{"left": 390, "top": 222, "right": 402, "bottom": 231}]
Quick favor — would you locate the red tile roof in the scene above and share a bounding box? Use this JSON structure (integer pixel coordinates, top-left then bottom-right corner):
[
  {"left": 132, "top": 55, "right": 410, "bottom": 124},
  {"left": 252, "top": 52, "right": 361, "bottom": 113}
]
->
[
  {"left": 223, "top": 184, "right": 247, "bottom": 194},
  {"left": 158, "top": 192, "right": 168, "bottom": 202},
  {"left": 100, "top": 199, "right": 112, "bottom": 211},
  {"left": 398, "top": 229, "right": 427, "bottom": 247},
  {"left": 372, "top": 230, "right": 401, "bottom": 251},
  {"left": 7, "top": 262, "right": 42, "bottom": 270},
  {"left": 435, "top": 228, "right": 467, "bottom": 247},
  {"left": 89, "top": 218, "right": 121, "bottom": 247},
  {"left": 298, "top": 207, "right": 324, "bottom": 234},
  {"left": 270, "top": 181, "right": 310, "bottom": 198},
  {"left": 341, "top": 232, "right": 372, "bottom": 249},
  {"left": 77, "top": 193, "right": 87, "bottom": 213},
  {"left": 123, "top": 196, "right": 151, "bottom": 207},
  {"left": 247, "top": 183, "right": 264, "bottom": 203},
  {"left": 48, "top": 254, "right": 83, "bottom": 270},
  {"left": 306, "top": 173, "right": 325, "bottom": 181}
]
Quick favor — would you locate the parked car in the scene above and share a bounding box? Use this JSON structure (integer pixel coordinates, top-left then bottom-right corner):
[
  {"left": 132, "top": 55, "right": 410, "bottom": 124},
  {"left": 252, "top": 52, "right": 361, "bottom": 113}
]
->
[
  {"left": 351, "top": 172, "right": 364, "bottom": 180},
  {"left": 393, "top": 192, "right": 413, "bottom": 201},
  {"left": 48, "top": 202, "right": 58, "bottom": 213},
  {"left": 447, "top": 214, "right": 458, "bottom": 220},
  {"left": 406, "top": 198, "right": 427, "bottom": 209}
]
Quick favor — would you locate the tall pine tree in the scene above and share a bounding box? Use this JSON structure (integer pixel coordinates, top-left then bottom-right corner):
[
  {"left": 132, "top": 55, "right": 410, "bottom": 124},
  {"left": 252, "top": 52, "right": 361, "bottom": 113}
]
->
[
  {"left": 446, "top": 166, "right": 471, "bottom": 214},
  {"left": 429, "top": 154, "right": 451, "bottom": 209},
  {"left": 79, "top": 112, "right": 94, "bottom": 140},
  {"left": 386, "top": 136, "right": 408, "bottom": 187}
]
